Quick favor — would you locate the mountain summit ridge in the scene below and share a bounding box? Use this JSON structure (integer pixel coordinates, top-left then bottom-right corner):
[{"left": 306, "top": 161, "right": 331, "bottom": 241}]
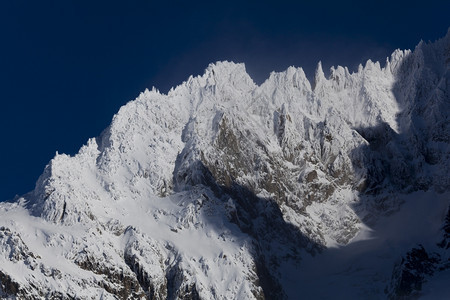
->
[{"left": 1, "top": 30, "right": 449, "bottom": 299}]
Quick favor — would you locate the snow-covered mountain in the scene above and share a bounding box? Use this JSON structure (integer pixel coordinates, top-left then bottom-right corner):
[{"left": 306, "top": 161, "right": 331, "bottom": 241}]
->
[{"left": 1, "top": 29, "right": 449, "bottom": 299}]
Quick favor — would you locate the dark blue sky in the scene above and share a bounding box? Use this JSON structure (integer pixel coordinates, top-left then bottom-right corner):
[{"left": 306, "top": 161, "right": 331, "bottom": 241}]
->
[{"left": 1, "top": 1, "right": 449, "bottom": 201}]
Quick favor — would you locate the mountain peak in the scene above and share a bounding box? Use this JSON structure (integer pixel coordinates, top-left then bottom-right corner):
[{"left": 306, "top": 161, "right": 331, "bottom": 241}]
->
[
  {"left": 202, "top": 61, "right": 254, "bottom": 86},
  {"left": 205, "top": 60, "right": 246, "bottom": 76},
  {"left": 312, "top": 61, "right": 326, "bottom": 90},
  {"left": 1, "top": 31, "right": 450, "bottom": 299}
]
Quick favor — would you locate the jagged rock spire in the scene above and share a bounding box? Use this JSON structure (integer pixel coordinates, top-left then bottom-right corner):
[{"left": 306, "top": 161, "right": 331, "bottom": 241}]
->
[{"left": 312, "top": 61, "right": 326, "bottom": 91}]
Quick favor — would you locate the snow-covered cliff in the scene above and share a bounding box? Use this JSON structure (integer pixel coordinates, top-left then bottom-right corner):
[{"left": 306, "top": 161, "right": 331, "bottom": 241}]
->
[{"left": 0, "top": 29, "right": 449, "bottom": 299}]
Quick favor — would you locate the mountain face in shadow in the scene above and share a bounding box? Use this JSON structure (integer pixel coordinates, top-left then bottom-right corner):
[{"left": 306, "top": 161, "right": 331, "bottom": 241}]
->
[{"left": 0, "top": 30, "right": 449, "bottom": 299}]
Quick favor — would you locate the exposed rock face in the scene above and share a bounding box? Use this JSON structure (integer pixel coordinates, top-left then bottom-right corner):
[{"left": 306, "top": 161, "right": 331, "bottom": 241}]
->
[
  {"left": 386, "top": 205, "right": 450, "bottom": 299},
  {"left": 387, "top": 245, "right": 441, "bottom": 299},
  {"left": 0, "top": 30, "right": 449, "bottom": 299}
]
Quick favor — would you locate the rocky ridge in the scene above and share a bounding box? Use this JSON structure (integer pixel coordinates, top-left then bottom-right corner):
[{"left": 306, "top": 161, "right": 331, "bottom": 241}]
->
[{"left": 0, "top": 29, "right": 449, "bottom": 299}]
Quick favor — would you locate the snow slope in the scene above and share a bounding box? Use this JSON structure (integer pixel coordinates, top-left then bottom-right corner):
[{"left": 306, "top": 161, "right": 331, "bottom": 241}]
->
[{"left": 0, "top": 29, "right": 449, "bottom": 299}]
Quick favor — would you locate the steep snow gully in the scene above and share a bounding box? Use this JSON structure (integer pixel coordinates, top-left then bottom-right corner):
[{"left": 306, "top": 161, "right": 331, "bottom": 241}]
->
[{"left": 0, "top": 29, "right": 449, "bottom": 299}]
